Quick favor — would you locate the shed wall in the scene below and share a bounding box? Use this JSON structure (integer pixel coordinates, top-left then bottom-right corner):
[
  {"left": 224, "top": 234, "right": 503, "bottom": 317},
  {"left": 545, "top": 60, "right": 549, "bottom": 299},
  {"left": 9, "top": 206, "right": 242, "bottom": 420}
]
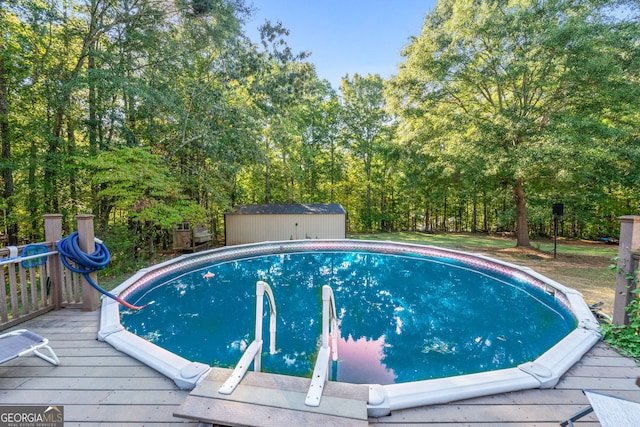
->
[{"left": 225, "top": 214, "right": 345, "bottom": 245}]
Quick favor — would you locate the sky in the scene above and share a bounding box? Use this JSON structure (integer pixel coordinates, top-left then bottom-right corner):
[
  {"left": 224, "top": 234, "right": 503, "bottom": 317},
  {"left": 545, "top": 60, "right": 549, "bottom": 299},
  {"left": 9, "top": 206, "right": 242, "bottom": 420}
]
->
[{"left": 243, "top": 1, "right": 438, "bottom": 89}]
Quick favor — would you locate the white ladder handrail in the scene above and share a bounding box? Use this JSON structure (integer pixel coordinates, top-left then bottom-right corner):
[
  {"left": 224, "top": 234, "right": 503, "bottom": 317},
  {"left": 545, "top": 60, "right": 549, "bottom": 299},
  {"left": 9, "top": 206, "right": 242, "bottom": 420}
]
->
[
  {"left": 254, "top": 280, "right": 277, "bottom": 370},
  {"left": 219, "top": 280, "right": 276, "bottom": 395},
  {"left": 305, "top": 285, "right": 340, "bottom": 407}
]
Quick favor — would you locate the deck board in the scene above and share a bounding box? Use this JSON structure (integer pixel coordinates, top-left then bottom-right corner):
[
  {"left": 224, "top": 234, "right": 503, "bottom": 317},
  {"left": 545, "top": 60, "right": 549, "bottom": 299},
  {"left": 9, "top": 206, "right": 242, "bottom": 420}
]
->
[
  {"left": 177, "top": 394, "right": 367, "bottom": 426},
  {"left": 0, "top": 309, "right": 197, "bottom": 427},
  {"left": 174, "top": 367, "right": 369, "bottom": 426},
  {"left": 0, "top": 308, "right": 639, "bottom": 426}
]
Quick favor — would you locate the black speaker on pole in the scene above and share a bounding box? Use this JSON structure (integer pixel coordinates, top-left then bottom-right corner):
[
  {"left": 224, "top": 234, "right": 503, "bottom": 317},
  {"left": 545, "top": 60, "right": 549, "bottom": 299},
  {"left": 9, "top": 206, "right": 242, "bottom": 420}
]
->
[
  {"left": 553, "top": 203, "right": 564, "bottom": 217},
  {"left": 552, "top": 203, "right": 564, "bottom": 259}
]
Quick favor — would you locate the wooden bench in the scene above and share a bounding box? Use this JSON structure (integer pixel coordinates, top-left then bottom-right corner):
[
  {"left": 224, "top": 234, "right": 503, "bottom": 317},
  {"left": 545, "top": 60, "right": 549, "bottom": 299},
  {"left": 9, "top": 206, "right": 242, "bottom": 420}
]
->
[
  {"left": 192, "top": 225, "right": 212, "bottom": 245},
  {"left": 173, "top": 223, "right": 213, "bottom": 252}
]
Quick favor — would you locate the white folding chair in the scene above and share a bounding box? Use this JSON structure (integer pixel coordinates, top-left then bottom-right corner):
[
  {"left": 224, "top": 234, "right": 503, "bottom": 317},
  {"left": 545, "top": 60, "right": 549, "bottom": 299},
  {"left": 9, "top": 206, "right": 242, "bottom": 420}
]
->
[{"left": 0, "top": 329, "right": 60, "bottom": 366}]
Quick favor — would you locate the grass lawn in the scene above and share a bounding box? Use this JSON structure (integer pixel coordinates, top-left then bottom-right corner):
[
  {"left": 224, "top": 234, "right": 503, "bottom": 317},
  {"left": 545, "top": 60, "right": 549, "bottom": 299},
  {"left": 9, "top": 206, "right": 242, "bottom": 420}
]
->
[{"left": 350, "top": 231, "right": 620, "bottom": 316}]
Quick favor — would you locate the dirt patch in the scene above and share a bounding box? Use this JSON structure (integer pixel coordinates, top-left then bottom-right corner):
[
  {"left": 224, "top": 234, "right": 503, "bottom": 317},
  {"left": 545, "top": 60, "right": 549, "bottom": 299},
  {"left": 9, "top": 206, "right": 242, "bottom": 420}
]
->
[{"left": 495, "top": 246, "right": 554, "bottom": 260}]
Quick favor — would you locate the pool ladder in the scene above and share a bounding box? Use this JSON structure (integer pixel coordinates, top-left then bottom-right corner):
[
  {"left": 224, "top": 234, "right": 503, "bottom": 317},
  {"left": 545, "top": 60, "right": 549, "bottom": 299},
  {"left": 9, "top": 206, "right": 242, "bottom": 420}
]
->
[
  {"left": 218, "top": 282, "right": 340, "bottom": 408},
  {"left": 305, "top": 285, "right": 340, "bottom": 407},
  {"left": 218, "top": 281, "right": 277, "bottom": 395}
]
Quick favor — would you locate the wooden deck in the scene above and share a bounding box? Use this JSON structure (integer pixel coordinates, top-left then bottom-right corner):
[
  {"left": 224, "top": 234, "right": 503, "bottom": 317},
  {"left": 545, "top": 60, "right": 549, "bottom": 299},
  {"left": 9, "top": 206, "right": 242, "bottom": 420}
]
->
[
  {"left": 175, "top": 368, "right": 370, "bottom": 426},
  {"left": 1, "top": 308, "right": 639, "bottom": 426}
]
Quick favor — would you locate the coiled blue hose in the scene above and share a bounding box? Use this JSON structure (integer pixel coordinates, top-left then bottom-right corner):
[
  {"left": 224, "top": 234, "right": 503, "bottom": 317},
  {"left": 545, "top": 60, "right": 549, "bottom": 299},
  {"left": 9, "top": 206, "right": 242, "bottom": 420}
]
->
[{"left": 57, "top": 232, "right": 150, "bottom": 310}]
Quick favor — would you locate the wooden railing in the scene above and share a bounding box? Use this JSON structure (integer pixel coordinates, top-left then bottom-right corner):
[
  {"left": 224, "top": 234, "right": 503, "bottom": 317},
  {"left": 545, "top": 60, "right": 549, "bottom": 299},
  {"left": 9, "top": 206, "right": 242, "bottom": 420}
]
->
[{"left": 0, "top": 214, "right": 93, "bottom": 331}]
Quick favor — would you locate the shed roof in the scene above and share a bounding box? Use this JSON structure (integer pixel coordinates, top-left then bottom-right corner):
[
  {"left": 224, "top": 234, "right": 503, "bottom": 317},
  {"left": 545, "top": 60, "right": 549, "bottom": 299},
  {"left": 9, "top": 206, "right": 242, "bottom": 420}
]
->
[{"left": 227, "top": 203, "right": 346, "bottom": 215}]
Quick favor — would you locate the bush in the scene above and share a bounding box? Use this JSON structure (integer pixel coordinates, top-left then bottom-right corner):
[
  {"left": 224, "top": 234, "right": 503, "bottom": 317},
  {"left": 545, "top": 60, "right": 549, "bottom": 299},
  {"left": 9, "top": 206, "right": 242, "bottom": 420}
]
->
[{"left": 602, "top": 289, "right": 640, "bottom": 360}]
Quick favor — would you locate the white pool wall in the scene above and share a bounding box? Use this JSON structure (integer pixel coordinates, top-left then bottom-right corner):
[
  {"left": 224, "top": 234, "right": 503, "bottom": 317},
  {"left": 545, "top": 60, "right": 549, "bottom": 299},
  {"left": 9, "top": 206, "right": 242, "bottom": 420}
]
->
[{"left": 98, "top": 239, "right": 602, "bottom": 417}]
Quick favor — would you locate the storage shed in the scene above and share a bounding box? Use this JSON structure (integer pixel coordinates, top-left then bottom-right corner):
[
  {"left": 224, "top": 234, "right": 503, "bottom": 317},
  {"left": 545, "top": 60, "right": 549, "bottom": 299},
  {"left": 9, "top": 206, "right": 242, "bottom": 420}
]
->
[{"left": 224, "top": 203, "right": 347, "bottom": 246}]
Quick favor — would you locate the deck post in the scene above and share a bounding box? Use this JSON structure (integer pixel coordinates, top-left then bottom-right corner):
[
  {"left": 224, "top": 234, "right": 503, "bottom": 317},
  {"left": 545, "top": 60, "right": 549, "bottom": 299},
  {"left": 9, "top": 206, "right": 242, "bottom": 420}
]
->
[
  {"left": 43, "top": 214, "right": 64, "bottom": 310},
  {"left": 613, "top": 215, "right": 640, "bottom": 325},
  {"left": 76, "top": 214, "right": 100, "bottom": 311}
]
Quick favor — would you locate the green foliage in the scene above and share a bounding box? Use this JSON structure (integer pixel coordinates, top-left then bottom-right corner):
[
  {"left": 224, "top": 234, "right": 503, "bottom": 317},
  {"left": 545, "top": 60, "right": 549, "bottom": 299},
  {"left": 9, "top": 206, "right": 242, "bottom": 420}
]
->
[
  {"left": 602, "top": 289, "right": 640, "bottom": 359},
  {"left": 1, "top": 0, "right": 639, "bottom": 250},
  {"left": 100, "top": 224, "right": 147, "bottom": 278},
  {"left": 84, "top": 146, "right": 207, "bottom": 229},
  {"left": 340, "top": 74, "right": 394, "bottom": 231},
  {"left": 602, "top": 260, "right": 640, "bottom": 359},
  {"left": 190, "top": 0, "right": 216, "bottom": 16},
  {"left": 388, "top": 0, "right": 640, "bottom": 243}
]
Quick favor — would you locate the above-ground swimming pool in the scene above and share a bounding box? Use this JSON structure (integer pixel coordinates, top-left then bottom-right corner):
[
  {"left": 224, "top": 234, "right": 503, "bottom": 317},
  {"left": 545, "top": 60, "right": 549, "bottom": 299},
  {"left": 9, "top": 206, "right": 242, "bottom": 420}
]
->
[{"left": 99, "top": 240, "right": 601, "bottom": 417}]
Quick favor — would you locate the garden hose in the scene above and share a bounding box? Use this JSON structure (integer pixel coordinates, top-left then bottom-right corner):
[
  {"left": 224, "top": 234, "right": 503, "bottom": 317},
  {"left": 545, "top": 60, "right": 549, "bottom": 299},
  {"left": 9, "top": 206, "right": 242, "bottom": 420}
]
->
[{"left": 57, "top": 231, "right": 151, "bottom": 310}]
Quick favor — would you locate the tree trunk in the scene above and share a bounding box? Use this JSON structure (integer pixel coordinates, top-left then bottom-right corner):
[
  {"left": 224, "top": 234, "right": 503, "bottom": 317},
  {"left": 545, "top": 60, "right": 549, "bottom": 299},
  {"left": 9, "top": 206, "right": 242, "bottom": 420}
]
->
[
  {"left": 67, "top": 114, "right": 77, "bottom": 217},
  {"left": 45, "top": 107, "right": 63, "bottom": 214},
  {"left": 364, "top": 153, "right": 372, "bottom": 232},
  {"left": 424, "top": 205, "right": 428, "bottom": 231},
  {"left": 472, "top": 192, "right": 477, "bottom": 233},
  {"left": 88, "top": 39, "right": 105, "bottom": 228},
  {"left": 514, "top": 179, "right": 531, "bottom": 247},
  {"left": 0, "top": 52, "right": 18, "bottom": 244},
  {"left": 483, "top": 190, "right": 488, "bottom": 232},
  {"left": 264, "top": 141, "right": 270, "bottom": 204},
  {"left": 329, "top": 140, "right": 336, "bottom": 200},
  {"left": 27, "top": 140, "right": 38, "bottom": 237},
  {"left": 443, "top": 195, "right": 447, "bottom": 232}
]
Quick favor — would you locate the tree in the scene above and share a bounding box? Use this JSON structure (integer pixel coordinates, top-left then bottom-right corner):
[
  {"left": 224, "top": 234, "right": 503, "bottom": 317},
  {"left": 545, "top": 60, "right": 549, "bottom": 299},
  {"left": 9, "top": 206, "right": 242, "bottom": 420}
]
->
[
  {"left": 280, "top": 77, "right": 343, "bottom": 202},
  {"left": 388, "top": 0, "right": 640, "bottom": 246},
  {"left": 244, "top": 20, "right": 317, "bottom": 203},
  {"left": 341, "top": 74, "right": 391, "bottom": 231},
  {"left": 0, "top": 6, "right": 20, "bottom": 244},
  {"left": 85, "top": 146, "right": 206, "bottom": 251}
]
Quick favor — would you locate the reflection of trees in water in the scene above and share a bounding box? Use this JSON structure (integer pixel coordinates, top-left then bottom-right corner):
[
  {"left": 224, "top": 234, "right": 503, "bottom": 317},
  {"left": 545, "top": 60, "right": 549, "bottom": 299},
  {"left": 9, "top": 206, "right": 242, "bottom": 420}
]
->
[
  {"left": 122, "top": 265, "right": 255, "bottom": 366},
  {"left": 376, "top": 261, "right": 576, "bottom": 381},
  {"left": 122, "top": 251, "right": 576, "bottom": 383}
]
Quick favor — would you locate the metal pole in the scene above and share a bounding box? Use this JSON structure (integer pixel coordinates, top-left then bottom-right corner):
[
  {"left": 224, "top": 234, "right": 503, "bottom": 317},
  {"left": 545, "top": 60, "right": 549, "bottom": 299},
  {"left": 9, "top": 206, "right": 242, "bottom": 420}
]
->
[{"left": 554, "top": 215, "right": 558, "bottom": 259}]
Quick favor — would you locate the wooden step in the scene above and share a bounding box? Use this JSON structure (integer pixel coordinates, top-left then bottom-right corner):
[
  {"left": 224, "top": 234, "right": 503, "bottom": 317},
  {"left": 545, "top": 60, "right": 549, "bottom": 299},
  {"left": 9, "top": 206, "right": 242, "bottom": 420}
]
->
[{"left": 174, "top": 367, "right": 369, "bottom": 426}]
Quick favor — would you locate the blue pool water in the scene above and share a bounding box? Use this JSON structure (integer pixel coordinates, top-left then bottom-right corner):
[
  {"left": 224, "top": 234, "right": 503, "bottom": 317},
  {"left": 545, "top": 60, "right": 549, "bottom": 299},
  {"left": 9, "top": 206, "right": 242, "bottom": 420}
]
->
[{"left": 120, "top": 250, "right": 576, "bottom": 385}]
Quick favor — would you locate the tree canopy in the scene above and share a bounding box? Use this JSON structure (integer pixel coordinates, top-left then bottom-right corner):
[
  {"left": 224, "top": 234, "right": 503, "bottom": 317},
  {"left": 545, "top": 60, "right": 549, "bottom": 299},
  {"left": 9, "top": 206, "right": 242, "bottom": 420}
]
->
[
  {"left": 1, "top": 0, "right": 639, "bottom": 262},
  {"left": 387, "top": 0, "right": 640, "bottom": 246}
]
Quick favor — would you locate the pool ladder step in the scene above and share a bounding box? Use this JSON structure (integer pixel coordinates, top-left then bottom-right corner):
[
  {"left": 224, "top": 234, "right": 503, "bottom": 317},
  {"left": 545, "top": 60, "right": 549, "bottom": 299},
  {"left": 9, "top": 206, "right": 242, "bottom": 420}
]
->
[
  {"left": 174, "top": 367, "right": 369, "bottom": 426},
  {"left": 218, "top": 282, "right": 340, "bottom": 407}
]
